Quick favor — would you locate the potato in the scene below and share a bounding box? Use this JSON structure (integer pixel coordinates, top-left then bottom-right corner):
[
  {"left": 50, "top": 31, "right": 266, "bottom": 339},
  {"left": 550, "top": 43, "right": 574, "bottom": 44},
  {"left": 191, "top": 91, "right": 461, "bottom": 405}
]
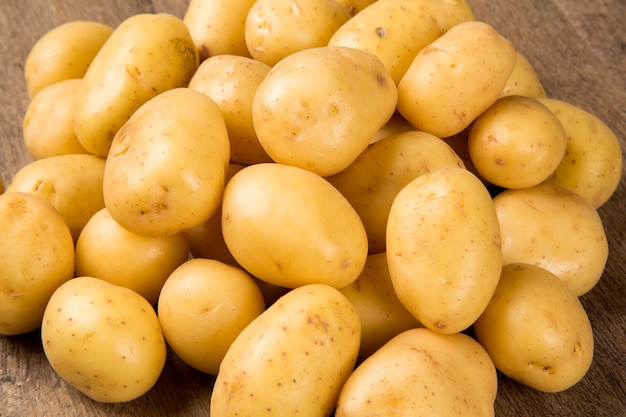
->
[
  {"left": 73, "top": 13, "right": 198, "bottom": 157},
  {"left": 221, "top": 163, "right": 368, "bottom": 289},
  {"left": 183, "top": 0, "right": 256, "bottom": 61},
  {"left": 339, "top": 252, "right": 421, "bottom": 362},
  {"left": 327, "top": 130, "right": 465, "bottom": 254},
  {"left": 253, "top": 46, "right": 397, "bottom": 176},
  {"left": 500, "top": 51, "right": 547, "bottom": 98},
  {"left": 0, "top": 192, "right": 74, "bottom": 335},
  {"left": 397, "top": 21, "right": 516, "bottom": 138},
  {"left": 328, "top": 0, "right": 475, "bottom": 85},
  {"left": 188, "top": 55, "right": 273, "bottom": 165},
  {"left": 493, "top": 184, "right": 608, "bottom": 296},
  {"left": 41, "top": 277, "right": 166, "bottom": 402},
  {"left": 335, "top": 327, "right": 497, "bottom": 417},
  {"left": 538, "top": 97, "right": 623, "bottom": 208},
  {"left": 22, "top": 78, "right": 89, "bottom": 159},
  {"left": 386, "top": 167, "right": 502, "bottom": 334},
  {"left": 334, "top": 0, "right": 376, "bottom": 16},
  {"left": 468, "top": 95, "right": 567, "bottom": 189},
  {"left": 75, "top": 208, "right": 190, "bottom": 305},
  {"left": 6, "top": 154, "right": 106, "bottom": 242},
  {"left": 103, "top": 88, "right": 230, "bottom": 238},
  {"left": 245, "top": 0, "right": 351, "bottom": 67},
  {"left": 157, "top": 258, "right": 265, "bottom": 375},
  {"left": 24, "top": 20, "right": 113, "bottom": 98},
  {"left": 210, "top": 284, "right": 361, "bottom": 417},
  {"left": 474, "top": 263, "right": 594, "bottom": 392}
]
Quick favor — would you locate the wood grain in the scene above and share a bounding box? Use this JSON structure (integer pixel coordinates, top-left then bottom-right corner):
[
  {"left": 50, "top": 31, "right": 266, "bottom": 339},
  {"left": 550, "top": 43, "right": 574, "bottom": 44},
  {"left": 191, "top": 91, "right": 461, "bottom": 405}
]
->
[{"left": 1, "top": 1, "right": 625, "bottom": 416}]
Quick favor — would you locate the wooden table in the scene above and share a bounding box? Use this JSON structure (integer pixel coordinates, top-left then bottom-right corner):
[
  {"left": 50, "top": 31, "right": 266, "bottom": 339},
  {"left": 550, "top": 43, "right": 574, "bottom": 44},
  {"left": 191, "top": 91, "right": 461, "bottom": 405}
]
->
[{"left": 1, "top": 1, "right": 624, "bottom": 416}]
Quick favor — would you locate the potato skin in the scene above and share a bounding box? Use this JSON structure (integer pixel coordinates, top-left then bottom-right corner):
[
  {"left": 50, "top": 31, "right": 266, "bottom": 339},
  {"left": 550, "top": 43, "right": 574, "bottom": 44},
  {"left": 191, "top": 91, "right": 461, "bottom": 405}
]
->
[
  {"left": 473, "top": 263, "right": 594, "bottom": 392},
  {"left": 386, "top": 167, "right": 502, "bottom": 334},
  {"left": 73, "top": 13, "right": 198, "bottom": 157},
  {"left": 41, "top": 277, "right": 166, "bottom": 403},
  {"left": 0, "top": 192, "right": 75, "bottom": 335},
  {"left": 335, "top": 327, "right": 497, "bottom": 417},
  {"left": 210, "top": 284, "right": 361, "bottom": 417}
]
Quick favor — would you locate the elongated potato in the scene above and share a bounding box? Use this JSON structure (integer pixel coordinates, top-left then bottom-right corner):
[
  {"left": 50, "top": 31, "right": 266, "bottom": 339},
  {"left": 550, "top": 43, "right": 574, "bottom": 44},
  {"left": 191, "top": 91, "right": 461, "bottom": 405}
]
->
[
  {"left": 386, "top": 167, "right": 502, "bottom": 334},
  {"left": 73, "top": 13, "right": 198, "bottom": 157},
  {"left": 397, "top": 21, "right": 516, "bottom": 137},
  {"left": 210, "top": 284, "right": 361, "bottom": 417}
]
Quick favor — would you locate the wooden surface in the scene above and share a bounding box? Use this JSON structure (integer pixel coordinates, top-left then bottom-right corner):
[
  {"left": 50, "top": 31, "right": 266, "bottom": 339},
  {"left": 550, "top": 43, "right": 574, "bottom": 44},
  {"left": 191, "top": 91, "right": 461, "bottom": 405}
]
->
[{"left": 1, "top": 1, "right": 624, "bottom": 416}]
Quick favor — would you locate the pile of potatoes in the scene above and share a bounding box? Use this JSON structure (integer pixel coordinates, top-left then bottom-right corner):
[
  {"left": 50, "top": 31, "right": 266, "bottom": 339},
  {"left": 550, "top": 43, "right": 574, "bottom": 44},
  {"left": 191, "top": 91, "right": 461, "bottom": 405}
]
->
[{"left": 0, "top": 0, "right": 623, "bottom": 415}]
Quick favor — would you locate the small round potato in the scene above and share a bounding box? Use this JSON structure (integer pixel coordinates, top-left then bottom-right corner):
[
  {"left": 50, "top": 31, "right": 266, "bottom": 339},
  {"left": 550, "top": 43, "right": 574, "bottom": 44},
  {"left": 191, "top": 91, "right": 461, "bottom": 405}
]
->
[
  {"left": 157, "top": 258, "right": 266, "bottom": 375},
  {"left": 75, "top": 208, "right": 190, "bottom": 305},
  {"left": 468, "top": 95, "right": 567, "bottom": 189},
  {"left": 41, "top": 277, "right": 166, "bottom": 403},
  {"left": 24, "top": 20, "right": 113, "bottom": 98},
  {"left": 0, "top": 192, "right": 75, "bottom": 335},
  {"left": 474, "top": 263, "right": 594, "bottom": 393}
]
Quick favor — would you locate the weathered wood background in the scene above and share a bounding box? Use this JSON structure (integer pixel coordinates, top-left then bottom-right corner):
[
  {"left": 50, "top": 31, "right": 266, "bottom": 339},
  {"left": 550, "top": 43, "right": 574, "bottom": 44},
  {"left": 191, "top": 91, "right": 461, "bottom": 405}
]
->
[{"left": 1, "top": 0, "right": 624, "bottom": 416}]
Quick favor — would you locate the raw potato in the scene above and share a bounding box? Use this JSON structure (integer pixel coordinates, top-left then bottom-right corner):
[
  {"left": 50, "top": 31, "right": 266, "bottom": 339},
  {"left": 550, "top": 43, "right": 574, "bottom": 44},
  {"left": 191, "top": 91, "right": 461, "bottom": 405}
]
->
[
  {"left": 386, "top": 167, "right": 502, "bottom": 334},
  {"left": 73, "top": 13, "right": 198, "bottom": 157},
  {"left": 245, "top": 0, "right": 351, "bottom": 67},
  {"left": 221, "top": 163, "right": 368, "bottom": 289},
  {"left": 6, "top": 154, "right": 106, "bottom": 242},
  {"left": 75, "top": 208, "right": 190, "bottom": 305},
  {"left": 500, "top": 51, "right": 547, "bottom": 98},
  {"left": 210, "top": 284, "right": 361, "bottom": 417},
  {"left": 157, "top": 258, "right": 266, "bottom": 375},
  {"left": 397, "top": 21, "right": 517, "bottom": 138},
  {"left": 474, "top": 263, "right": 594, "bottom": 392},
  {"left": 335, "top": 327, "right": 497, "bottom": 417},
  {"left": 538, "top": 97, "right": 623, "bottom": 208},
  {"left": 0, "top": 192, "right": 74, "bottom": 335},
  {"left": 493, "top": 184, "right": 608, "bottom": 296},
  {"left": 188, "top": 55, "right": 273, "bottom": 165},
  {"left": 24, "top": 20, "right": 113, "bottom": 98},
  {"left": 183, "top": 0, "right": 256, "bottom": 61},
  {"left": 253, "top": 46, "right": 397, "bottom": 176},
  {"left": 468, "top": 95, "right": 567, "bottom": 189},
  {"left": 327, "top": 130, "right": 465, "bottom": 254},
  {"left": 339, "top": 252, "right": 421, "bottom": 362},
  {"left": 103, "top": 88, "right": 230, "bottom": 238},
  {"left": 41, "top": 277, "right": 166, "bottom": 403},
  {"left": 22, "top": 78, "right": 89, "bottom": 159},
  {"left": 329, "top": 0, "right": 475, "bottom": 84}
]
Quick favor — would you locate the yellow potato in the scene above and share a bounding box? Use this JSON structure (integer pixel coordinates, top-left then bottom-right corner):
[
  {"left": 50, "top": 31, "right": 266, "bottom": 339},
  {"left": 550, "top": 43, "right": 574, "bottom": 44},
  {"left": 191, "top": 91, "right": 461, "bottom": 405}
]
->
[
  {"left": 73, "top": 13, "right": 198, "bottom": 157},
  {"left": 0, "top": 192, "right": 74, "bottom": 335},
  {"left": 339, "top": 252, "right": 421, "bottom": 362},
  {"left": 329, "top": 0, "right": 475, "bottom": 84},
  {"left": 538, "top": 97, "right": 623, "bottom": 208},
  {"left": 397, "top": 21, "right": 516, "bottom": 137},
  {"left": 335, "top": 327, "right": 497, "bottom": 417},
  {"left": 253, "top": 46, "right": 397, "bottom": 176},
  {"left": 493, "top": 184, "right": 608, "bottom": 296},
  {"left": 468, "top": 95, "right": 567, "bottom": 189},
  {"left": 22, "top": 78, "right": 89, "bottom": 159},
  {"left": 188, "top": 55, "right": 273, "bottom": 165},
  {"left": 24, "top": 20, "right": 113, "bottom": 98},
  {"left": 6, "top": 154, "right": 106, "bottom": 242},
  {"left": 41, "top": 277, "right": 166, "bottom": 402},
  {"left": 386, "top": 167, "right": 502, "bottom": 334},
  {"left": 210, "top": 284, "right": 361, "bottom": 417},
  {"left": 183, "top": 0, "right": 256, "bottom": 61},
  {"left": 327, "top": 130, "right": 465, "bottom": 254},
  {"left": 334, "top": 0, "right": 376, "bottom": 16},
  {"left": 221, "top": 163, "right": 368, "bottom": 289},
  {"left": 157, "top": 258, "right": 266, "bottom": 375},
  {"left": 75, "top": 208, "right": 190, "bottom": 305},
  {"left": 103, "top": 88, "right": 230, "bottom": 238},
  {"left": 500, "top": 51, "right": 547, "bottom": 98},
  {"left": 474, "top": 263, "right": 594, "bottom": 392},
  {"left": 245, "top": 0, "right": 351, "bottom": 67}
]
